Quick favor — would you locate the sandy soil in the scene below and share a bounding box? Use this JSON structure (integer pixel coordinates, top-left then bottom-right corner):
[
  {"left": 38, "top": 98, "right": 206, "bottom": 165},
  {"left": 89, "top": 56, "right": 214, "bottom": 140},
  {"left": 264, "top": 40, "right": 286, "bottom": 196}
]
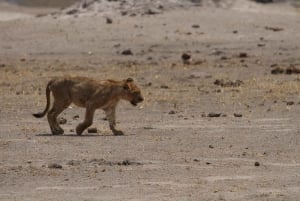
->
[{"left": 0, "top": 0, "right": 300, "bottom": 200}]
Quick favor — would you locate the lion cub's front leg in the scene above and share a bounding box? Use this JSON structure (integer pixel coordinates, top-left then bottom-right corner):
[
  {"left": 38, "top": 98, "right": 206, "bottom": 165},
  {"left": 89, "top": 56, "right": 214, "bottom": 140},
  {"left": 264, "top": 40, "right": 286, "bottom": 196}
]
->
[
  {"left": 105, "top": 107, "right": 124, "bottom": 136},
  {"left": 76, "top": 106, "right": 95, "bottom": 135}
]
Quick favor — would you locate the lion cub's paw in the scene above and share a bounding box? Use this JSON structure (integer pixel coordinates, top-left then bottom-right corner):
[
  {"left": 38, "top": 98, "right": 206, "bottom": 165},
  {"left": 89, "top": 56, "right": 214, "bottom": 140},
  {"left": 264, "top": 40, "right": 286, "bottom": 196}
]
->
[
  {"left": 52, "top": 128, "right": 64, "bottom": 135},
  {"left": 113, "top": 130, "right": 124, "bottom": 136}
]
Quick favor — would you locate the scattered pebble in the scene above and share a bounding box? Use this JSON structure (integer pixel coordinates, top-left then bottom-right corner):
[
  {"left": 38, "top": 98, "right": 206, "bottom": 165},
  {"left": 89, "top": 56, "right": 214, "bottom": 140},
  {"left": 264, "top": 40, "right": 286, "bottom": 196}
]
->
[
  {"left": 121, "top": 49, "right": 133, "bottom": 55},
  {"left": 192, "top": 24, "right": 200, "bottom": 28},
  {"left": 265, "top": 26, "right": 284, "bottom": 32},
  {"left": 257, "top": 43, "right": 266, "bottom": 47},
  {"left": 234, "top": 113, "right": 243, "bottom": 118},
  {"left": 239, "top": 52, "right": 248, "bottom": 58},
  {"left": 270, "top": 64, "right": 278, "bottom": 68},
  {"left": 58, "top": 117, "right": 67, "bottom": 125},
  {"left": 106, "top": 17, "right": 113, "bottom": 24},
  {"left": 209, "top": 145, "right": 214, "bottom": 149},
  {"left": 253, "top": 0, "right": 274, "bottom": 3},
  {"left": 181, "top": 53, "right": 192, "bottom": 64},
  {"left": 214, "top": 79, "right": 243, "bottom": 87},
  {"left": 66, "top": 9, "right": 78, "bottom": 15},
  {"left": 286, "top": 66, "right": 300, "bottom": 74},
  {"left": 48, "top": 163, "right": 63, "bottom": 169},
  {"left": 168, "top": 110, "right": 176, "bottom": 115},
  {"left": 271, "top": 67, "right": 284, "bottom": 74},
  {"left": 89, "top": 158, "right": 142, "bottom": 166},
  {"left": 286, "top": 101, "right": 294, "bottom": 106},
  {"left": 144, "top": 8, "right": 159, "bottom": 15},
  {"left": 160, "top": 85, "right": 169, "bottom": 89},
  {"left": 208, "top": 113, "right": 221, "bottom": 117},
  {"left": 73, "top": 115, "right": 80, "bottom": 120},
  {"left": 254, "top": 161, "right": 260, "bottom": 167},
  {"left": 271, "top": 66, "right": 300, "bottom": 75}
]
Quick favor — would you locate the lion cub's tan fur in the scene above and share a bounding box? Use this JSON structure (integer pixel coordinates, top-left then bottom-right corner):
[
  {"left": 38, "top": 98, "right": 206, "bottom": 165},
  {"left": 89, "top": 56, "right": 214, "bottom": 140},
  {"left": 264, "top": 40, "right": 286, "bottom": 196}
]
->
[{"left": 33, "top": 76, "right": 144, "bottom": 135}]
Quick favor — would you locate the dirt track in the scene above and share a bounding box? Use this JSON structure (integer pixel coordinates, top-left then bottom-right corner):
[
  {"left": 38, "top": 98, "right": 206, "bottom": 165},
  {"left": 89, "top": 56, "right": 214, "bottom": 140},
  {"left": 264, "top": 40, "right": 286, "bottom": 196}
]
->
[{"left": 0, "top": 1, "right": 300, "bottom": 200}]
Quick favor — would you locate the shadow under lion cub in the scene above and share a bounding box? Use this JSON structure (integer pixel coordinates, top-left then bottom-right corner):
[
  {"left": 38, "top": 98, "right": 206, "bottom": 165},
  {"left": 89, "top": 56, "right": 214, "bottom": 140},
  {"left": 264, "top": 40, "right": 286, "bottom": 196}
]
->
[{"left": 33, "top": 76, "right": 144, "bottom": 136}]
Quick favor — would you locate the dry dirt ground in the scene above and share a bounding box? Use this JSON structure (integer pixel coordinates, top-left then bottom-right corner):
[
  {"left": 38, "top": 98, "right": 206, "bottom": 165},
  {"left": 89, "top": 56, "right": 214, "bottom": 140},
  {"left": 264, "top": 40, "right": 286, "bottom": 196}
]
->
[{"left": 0, "top": 1, "right": 300, "bottom": 200}]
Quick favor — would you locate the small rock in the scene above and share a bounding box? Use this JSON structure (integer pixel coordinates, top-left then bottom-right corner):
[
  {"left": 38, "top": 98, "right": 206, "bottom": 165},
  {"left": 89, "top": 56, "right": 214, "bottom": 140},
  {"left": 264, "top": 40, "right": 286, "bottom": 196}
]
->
[
  {"left": 168, "top": 110, "right": 176, "bottom": 115},
  {"left": 181, "top": 53, "right": 192, "bottom": 64},
  {"left": 214, "top": 79, "right": 243, "bottom": 87},
  {"left": 48, "top": 163, "right": 62, "bottom": 169},
  {"left": 121, "top": 11, "right": 127, "bottom": 16},
  {"left": 192, "top": 24, "right": 200, "bottom": 28},
  {"left": 193, "top": 159, "right": 200, "bottom": 162},
  {"left": 66, "top": 9, "right": 78, "bottom": 15},
  {"left": 73, "top": 115, "right": 80, "bottom": 120},
  {"left": 144, "top": 9, "right": 159, "bottom": 15},
  {"left": 58, "top": 117, "right": 67, "bottom": 125},
  {"left": 254, "top": 161, "right": 260, "bottom": 167},
  {"left": 206, "top": 162, "right": 211, "bottom": 165},
  {"left": 234, "top": 113, "right": 243, "bottom": 117},
  {"left": 286, "top": 101, "right": 294, "bottom": 106},
  {"left": 106, "top": 17, "right": 113, "bottom": 24},
  {"left": 88, "top": 127, "right": 98, "bottom": 133},
  {"left": 232, "top": 30, "right": 238, "bottom": 34},
  {"left": 286, "top": 65, "right": 300, "bottom": 74},
  {"left": 208, "top": 113, "right": 221, "bottom": 117},
  {"left": 270, "top": 64, "right": 278, "bottom": 68},
  {"left": 160, "top": 85, "right": 169, "bottom": 89},
  {"left": 0, "top": 64, "right": 5, "bottom": 68},
  {"left": 239, "top": 52, "right": 248, "bottom": 58},
  {"left": 265, "top": 26, "right": 284, "bottom": 32},
  {"left": 209, "top": 145, "right": 214, "bottom": 149},
  {"left": 271, "top": 67, "right": 284, "bottom": 74},
  {"left": 257, "top": 43, "right": 266, "bottom": 47},
  {"left": 121, "top": 49, "right": 133, "bottom": 55},
  {"left": 253, "top": 0, "right": 273, "bottom": 3}
]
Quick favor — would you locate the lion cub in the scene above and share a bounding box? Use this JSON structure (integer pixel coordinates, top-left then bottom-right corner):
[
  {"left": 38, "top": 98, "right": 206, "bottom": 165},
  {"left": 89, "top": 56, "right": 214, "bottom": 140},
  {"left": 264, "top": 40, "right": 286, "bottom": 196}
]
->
[{"left": 33, "top": 76, "right": 144, "bottom": 135}]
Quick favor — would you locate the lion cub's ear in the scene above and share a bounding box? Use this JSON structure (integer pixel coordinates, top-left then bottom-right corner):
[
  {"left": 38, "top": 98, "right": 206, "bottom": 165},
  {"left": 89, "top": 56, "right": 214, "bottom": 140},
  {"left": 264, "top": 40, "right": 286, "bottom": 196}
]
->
[
  {"left": 126, "top": 78, "right": 133, "bottom": 83},
  {"left": 123, "top": 78, "right": 133, "bottom": 90}
]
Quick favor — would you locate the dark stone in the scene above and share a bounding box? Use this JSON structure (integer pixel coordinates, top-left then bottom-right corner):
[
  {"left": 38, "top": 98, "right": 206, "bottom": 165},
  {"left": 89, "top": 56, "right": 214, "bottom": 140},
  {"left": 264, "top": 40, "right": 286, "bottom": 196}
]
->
[
  {"left": 48, "top": 163, "right": 63, "bottom": 169},
  {"left": 121, "top": 49, "right": 133, "bottom": 55}
]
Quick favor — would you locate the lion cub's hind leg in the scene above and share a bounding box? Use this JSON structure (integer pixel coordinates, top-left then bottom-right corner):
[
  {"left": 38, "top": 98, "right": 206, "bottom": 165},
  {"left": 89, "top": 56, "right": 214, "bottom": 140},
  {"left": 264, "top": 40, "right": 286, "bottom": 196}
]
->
[{"left": 47, "top": 100, "right": 71, "bottom": 135}]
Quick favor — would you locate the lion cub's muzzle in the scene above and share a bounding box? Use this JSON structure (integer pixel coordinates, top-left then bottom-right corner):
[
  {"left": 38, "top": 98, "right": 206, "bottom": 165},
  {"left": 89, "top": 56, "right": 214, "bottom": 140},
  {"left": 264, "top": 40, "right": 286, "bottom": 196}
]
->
[{"left": 131, "top": 96, "right": 144, "bottom": 106}]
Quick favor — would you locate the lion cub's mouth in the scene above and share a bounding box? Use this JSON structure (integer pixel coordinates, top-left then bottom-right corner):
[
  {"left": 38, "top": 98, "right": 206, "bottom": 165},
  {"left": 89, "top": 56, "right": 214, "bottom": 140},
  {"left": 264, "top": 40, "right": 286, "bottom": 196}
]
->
[{"left": 131, "top": 101, "right": 138, "bottom": 106}]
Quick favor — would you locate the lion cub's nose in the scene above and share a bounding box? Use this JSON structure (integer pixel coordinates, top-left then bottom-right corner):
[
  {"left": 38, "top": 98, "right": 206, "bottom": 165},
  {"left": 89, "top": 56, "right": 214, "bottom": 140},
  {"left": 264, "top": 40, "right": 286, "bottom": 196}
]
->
[{"left": 138, "top": 97, "right": 144, "bottom": 102}]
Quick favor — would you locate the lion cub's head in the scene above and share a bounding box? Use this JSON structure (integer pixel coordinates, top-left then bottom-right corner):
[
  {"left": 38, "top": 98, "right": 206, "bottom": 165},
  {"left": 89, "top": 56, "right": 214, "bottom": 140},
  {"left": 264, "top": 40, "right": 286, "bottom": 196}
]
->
[{"left": 123, "top": 78, "right": 144, "bottom": 106}]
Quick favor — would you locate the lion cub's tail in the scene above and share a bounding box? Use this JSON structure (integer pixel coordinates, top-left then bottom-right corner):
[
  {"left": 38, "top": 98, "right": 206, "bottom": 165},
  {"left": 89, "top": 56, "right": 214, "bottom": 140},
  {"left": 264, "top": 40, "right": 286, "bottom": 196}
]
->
[{"left": 32, "top": 81, "right": 52, "bottom": 118}]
